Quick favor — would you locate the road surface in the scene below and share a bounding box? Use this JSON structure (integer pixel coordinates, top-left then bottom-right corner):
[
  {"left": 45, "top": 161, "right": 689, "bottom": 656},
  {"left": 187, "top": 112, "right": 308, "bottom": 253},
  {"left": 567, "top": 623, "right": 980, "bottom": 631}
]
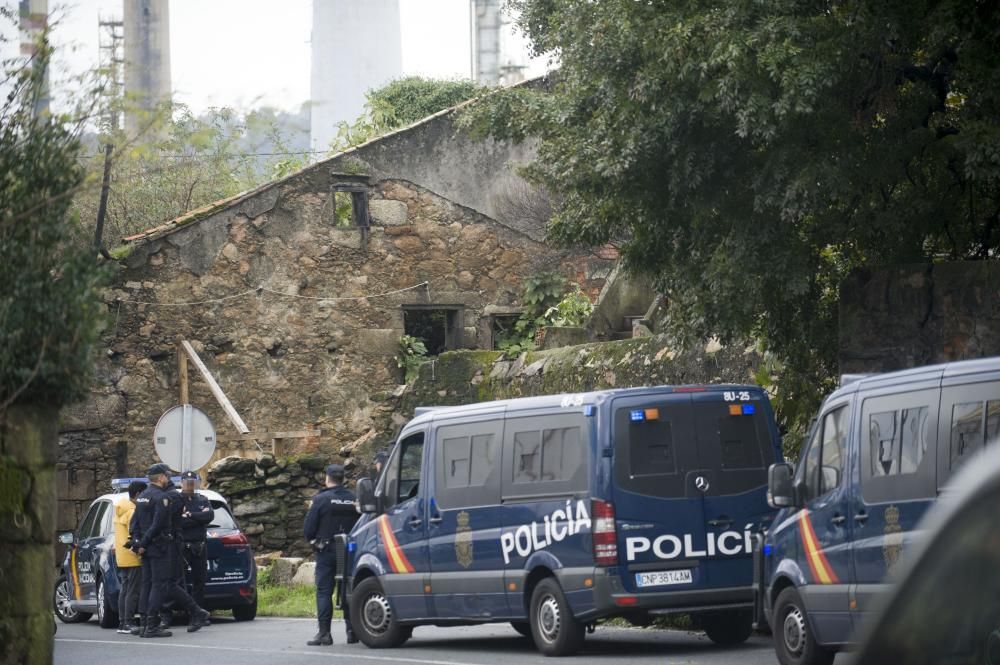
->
[{"left": 54, "top": 616, "right": 848, "bottom": 664}]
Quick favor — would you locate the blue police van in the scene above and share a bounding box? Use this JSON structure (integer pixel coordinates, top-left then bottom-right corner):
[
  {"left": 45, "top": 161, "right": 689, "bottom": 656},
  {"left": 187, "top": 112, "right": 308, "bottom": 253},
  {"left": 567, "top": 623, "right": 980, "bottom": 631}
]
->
[
  {"left": 345, "top": 384, "right": 783, "bottom": 655},
  {"left": 758, "top": 357, "right": 1000, "bottom": 665}
]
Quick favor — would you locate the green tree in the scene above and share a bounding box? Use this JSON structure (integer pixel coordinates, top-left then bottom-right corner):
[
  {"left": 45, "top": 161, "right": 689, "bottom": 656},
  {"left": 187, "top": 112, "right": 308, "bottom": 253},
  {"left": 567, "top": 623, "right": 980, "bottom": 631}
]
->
[
  {"left": 465, "top": 0, "right": 1000, "bottom": 445},
  {"left": 332, "top": 76, "right": 485, "bottom": 152},
  {"left": 0, "top": 21, "right": 108, "bottom": 665}
]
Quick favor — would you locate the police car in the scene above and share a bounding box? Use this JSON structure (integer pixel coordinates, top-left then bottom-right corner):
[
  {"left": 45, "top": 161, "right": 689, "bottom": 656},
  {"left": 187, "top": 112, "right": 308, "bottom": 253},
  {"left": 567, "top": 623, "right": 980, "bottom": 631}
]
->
[
  {"left": 54, "top": 478, "right": 257, "bottom": 627},
  {"left": 757, "top": 356, "right": 1000, "bottom": 665},
  {"left": 345, "top": 385, "right": 783, "bottom": 656}
]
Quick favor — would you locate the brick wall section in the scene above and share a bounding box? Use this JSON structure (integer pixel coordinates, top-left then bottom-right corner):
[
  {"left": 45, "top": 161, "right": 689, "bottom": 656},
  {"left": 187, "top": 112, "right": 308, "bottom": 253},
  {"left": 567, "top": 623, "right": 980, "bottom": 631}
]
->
[{"left": 839, "top": 261, "right": 1000, "bottom": 374}]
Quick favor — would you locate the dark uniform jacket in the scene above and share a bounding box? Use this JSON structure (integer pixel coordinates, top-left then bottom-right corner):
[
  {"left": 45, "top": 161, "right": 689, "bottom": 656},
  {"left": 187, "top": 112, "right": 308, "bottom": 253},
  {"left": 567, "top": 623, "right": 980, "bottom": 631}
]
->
[
  {"left": 130, "top": 483, "right": 173, "bottom": 558},
  {"left": 179, "top": 492, "right": 214, "bottom": 542},
  {"left": 303, "top": 485, "right": 358, "bottom": 544}
]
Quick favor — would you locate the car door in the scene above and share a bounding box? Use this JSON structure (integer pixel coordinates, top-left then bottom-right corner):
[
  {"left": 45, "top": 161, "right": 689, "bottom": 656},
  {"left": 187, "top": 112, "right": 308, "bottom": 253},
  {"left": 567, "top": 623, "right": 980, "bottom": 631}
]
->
[
  {"left": 427, "top": 416, "right": 507, "bottom": 619},
  {"left": 689, "top": 389, "right": 779, "bottom": 590},
  {"left": 794, "top": 400, "right": 854, "bottom": 644},
  {"left": 379, "top": 430, "right": 431, "bottom": 620},
  {"left": 850, "top": 387, "right": 939, "bottom": 626},
  {"left": 74, "top": 500, "right": 110, "bottom": 604}
]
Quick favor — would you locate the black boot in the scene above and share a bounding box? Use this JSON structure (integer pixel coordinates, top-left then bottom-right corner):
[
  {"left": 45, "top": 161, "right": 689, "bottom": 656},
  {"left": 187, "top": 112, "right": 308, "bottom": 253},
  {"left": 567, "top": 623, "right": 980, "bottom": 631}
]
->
[
  {"left": 142, "top": 623, "right": 173, "bottom": 638},
  {"left": 131, "top": 617, "right": 146, "bottom": 636},
  {"left": 187, "top": 608, "right": 211, "bottom": 633},
  {"left": 307, "top": 628, "right": 333, "bottom": 646}
]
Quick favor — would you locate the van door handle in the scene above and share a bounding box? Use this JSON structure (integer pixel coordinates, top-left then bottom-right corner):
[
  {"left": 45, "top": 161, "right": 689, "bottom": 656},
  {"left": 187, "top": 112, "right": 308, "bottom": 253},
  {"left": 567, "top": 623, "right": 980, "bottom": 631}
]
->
[
  {"left": 429, "top": 515, "right": 443, "bottom": 525},
  {"left": 854, "top": 512, "right": 868, "bottom": 524},
  {"left": 831, "top": 514, "right": 846, "bottom": 525},
  {"left": 408, "top": 518, "right": 423, "bottom": 528},
  {"left": 708, "top": 517, "right": 732, "bottom": 528}
]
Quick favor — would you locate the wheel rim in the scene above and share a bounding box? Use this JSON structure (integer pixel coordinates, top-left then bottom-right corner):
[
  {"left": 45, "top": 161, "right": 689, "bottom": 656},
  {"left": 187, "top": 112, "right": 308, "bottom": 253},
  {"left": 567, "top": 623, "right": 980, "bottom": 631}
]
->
[
  {"left": 782, "top": 605, "right": 807, "bottom": 656},
  {"left": 56, "top": 579, "right": 77, "bottom": 620},
  {"left": 97, "top": 580, "right": 105, "bottom": 622},
  {"left": 362, "top": 592, "right": 393, "bottom": 635},
  {"left": 537, "top": 594, "right": 561, "bottom": 644}
]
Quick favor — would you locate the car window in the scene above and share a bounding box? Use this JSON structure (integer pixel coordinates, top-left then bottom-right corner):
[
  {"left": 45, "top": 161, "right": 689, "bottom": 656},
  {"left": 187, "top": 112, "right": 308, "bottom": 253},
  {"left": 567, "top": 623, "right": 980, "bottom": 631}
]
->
[
  {"left": 503, "top": 413, "right": 589, "bottom": 499},
  {"left": 98, "top": 500, "right": 115, "bottom": 536},
  {"left": 853, "top": 484, "right": 1000, "bottom": 665},
  {"left": 207, "top": 501, "right": 237, "bottom": 530},
  {"left": 800, "top": 421, "right": 823, "bottom": 500},
  {"left": 384, "top": 432, "right": 424, "bottom": 509},
  {"left": 435, "top": 419, "right": 503, "bottom": 510},
  {"left": 77, "top": 502, "right": 101, "bottom": 539},
  {"left": 819, "top": 407, "right": 848, "bottom": 494}
]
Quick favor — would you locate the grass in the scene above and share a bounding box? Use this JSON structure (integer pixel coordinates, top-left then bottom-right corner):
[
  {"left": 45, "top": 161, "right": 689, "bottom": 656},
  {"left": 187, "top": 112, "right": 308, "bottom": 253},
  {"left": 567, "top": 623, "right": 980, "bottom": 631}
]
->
[{"left": 254, "top": 565, "right": 342, "bottom": 619}]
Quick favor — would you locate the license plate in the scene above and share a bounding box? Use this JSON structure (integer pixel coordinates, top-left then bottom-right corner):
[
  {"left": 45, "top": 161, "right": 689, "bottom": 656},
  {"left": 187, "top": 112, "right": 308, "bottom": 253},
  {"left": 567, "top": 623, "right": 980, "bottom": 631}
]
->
[{"left": 635, "top": 569, "right": 693, "bottom": 587}]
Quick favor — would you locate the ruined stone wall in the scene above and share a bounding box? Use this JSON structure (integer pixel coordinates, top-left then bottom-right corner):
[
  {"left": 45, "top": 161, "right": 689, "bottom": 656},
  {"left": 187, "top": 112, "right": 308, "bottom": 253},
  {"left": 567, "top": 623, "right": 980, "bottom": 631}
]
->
[
  {"left": 70, "top": 176, "right": 610, "bottom": 508},
  {"left": 839, "top": 261, "right": 1000, "bottom": 374}
]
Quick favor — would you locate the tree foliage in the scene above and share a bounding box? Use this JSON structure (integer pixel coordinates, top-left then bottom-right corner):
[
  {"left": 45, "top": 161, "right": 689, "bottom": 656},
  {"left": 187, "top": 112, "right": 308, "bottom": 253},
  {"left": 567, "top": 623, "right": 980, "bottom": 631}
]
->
[
  {"left": 0, "top": 30, "right": 108, "bottom": 410},
  {"left": 331, "top": 77, "right": 484, "bottom": 152},
  {"left": 73, "top": 105, "right": 310, "bottom": 247},
  {"left": 465, "top": 0, "right": 1000, "bottom": 443}
]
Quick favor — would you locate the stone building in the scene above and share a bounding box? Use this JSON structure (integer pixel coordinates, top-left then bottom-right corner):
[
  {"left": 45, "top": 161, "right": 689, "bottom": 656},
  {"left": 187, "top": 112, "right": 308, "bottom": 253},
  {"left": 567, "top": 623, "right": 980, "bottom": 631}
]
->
[{"left": 57, "top": 98, "right": 615, "bottom": 532}]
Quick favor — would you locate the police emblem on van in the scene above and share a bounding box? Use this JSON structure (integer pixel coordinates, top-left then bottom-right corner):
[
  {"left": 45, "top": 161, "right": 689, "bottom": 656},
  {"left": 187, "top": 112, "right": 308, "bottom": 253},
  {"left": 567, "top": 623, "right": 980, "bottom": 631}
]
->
[{"left": 455, "top": 510, "right": 473, "bottom": 568}]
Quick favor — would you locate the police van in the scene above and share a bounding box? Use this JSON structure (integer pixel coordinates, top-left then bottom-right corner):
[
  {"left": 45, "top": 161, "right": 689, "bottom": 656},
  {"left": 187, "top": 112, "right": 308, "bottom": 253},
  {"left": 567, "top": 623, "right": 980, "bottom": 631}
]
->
[
  {"left": 758, "top": 357, "right": 1000, "bottom": 665},
  {"left": 345, "top": 384, "right": 783, "bottom": 655}
]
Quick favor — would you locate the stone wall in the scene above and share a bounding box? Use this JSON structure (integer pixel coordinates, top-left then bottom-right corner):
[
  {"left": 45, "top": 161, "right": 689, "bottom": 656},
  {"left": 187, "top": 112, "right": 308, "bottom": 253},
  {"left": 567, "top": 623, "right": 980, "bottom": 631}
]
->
[
  {"left": 839, "top": 261, "right": 1000, "bottom": 374},
  {"left": 1, "top": 405, "right": 59, "bottom": 665}
]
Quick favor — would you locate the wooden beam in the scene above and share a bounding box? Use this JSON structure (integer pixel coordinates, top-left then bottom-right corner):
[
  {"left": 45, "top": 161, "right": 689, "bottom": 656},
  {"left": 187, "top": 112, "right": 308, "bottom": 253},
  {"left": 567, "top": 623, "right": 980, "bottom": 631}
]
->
[
  {"left": 180, "top": 340, "right": 250, "bottom": 434},
  {"left": 216, "top": 430, "right": 321, "bottom": 443},
  {"left": 178, "top": 346, "right": 189, "bottom": 405}
]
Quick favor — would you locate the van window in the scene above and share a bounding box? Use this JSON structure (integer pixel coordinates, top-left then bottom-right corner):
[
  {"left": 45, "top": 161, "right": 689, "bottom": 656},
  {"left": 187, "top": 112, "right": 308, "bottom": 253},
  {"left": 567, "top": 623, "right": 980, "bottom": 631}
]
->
[
  {"left": 950, "top": 400, "right": 1000, "bottom": 471},
  {"left": 384, "top": 431, "right": 425, "bottom": 509},
  {"left": 502, "top": 414, "right": 589, "bottom": 499},
  {"left": 434, "top": 421, "right": 503, "bottom": 509},
  {"left": 861, "top": 389, "right": 938, "bottom": 503},
  {"left": 801, "top": 405, "right": 848, "bottom": 501}
]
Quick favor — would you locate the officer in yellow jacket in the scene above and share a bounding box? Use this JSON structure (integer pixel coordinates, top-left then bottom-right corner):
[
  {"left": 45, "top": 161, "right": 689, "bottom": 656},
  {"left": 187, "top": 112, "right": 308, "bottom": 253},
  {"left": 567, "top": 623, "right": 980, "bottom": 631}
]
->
[{"left": 114, "top": 480, "right": 147, "bottom": 634}]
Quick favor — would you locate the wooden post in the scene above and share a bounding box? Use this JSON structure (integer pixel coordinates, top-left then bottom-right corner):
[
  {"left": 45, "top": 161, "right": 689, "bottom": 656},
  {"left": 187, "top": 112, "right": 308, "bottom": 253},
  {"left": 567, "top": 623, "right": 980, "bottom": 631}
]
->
[
  {"left": 180, "top": 340, "right": 250, "bottom": 434},
  {"left": 178, "top": 346, "right": 189, "bottom": 405}
]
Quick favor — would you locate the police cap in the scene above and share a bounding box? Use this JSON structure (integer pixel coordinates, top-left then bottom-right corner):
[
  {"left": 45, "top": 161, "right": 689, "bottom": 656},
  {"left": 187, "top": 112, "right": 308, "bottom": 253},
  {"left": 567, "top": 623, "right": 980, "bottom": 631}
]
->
[
  {"left": 373, "top": 449, "right": 389, "bottom": 464},
  {"left": 325, "top": 464, "right": 345, "bottom": 481},
  {"left": 180, "top": 470, "right": 199, "bottom": 481},
  {"left": 146, "top": 463, "right": 173, "bottom": 477}
]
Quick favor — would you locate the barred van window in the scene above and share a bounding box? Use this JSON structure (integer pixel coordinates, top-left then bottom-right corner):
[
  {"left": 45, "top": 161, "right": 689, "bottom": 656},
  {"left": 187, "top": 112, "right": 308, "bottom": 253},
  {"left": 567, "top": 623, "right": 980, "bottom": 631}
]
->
[
  {"left": 951, "top": 402, "right": 983, "bottom": 471},
  {"left": 513, "top": 431, "right": 542, "bottom": 483}
]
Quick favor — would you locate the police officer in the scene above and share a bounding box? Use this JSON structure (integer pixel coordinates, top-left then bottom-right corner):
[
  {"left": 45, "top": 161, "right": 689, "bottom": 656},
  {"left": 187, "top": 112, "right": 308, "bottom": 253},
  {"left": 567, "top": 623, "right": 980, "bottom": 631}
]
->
[
  {"left": 178, "top": 471, "right": 213, "bottom": 606},
  {"left": 304, "top": 464, "right": 358, "bottom": 646},
  {"left": 132, "top": 463, "right": 212, "bottom": 638}
]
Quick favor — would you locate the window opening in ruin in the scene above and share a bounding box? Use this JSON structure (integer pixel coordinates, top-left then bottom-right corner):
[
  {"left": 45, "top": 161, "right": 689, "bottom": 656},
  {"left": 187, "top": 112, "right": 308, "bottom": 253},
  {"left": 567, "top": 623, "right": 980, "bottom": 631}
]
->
[
  {"left": 403, "top": 306, "right": 463, "bottom": 356},
  {"left": 491, "top": 314, "right": 521, "bottom": 350},
  {"left": 329, "top": 174, "right": 371, "bottom": 230},
  {"left": 333, "top": 191, "right": 354, "bottom": 228}
]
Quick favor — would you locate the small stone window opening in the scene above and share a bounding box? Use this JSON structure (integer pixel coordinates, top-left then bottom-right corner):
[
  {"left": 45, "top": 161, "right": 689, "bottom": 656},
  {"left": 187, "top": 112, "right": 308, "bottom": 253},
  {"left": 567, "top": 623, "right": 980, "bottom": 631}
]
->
[
  {"left": 403, "top": 306, "right": 463, "bottom": 356},
  {"left": 329, "top": 173, "right": 371, "bottom": 233}
]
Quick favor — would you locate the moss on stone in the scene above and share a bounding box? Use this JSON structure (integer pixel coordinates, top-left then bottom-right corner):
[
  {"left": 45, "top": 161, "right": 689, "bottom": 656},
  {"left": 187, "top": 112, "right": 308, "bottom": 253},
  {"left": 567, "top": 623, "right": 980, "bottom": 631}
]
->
[{"left": 0, "top": 457, "right": 25, "bottom": 515}]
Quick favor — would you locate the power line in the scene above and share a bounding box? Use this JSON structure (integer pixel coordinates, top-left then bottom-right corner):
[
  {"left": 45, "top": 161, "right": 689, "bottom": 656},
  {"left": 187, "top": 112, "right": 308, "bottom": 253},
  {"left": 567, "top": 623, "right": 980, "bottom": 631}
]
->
[
  {"left": 114, "top": 281, "right": 430, "bottom": 307},
  {"left": 78, "top": 148, "right": 329, "bottom": 160}
]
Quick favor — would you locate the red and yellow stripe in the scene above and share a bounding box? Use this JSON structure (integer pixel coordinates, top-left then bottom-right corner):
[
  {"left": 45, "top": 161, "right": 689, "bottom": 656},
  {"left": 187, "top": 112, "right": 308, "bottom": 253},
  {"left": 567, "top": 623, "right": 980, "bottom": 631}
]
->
[
  {"left": 378, "top": 515, "right": 415, "bottom": 574},
  {"left": 799, "top": 510, "right": 839, "bottom": 584},
  {"left": 69, "top": 547, "right": 81, "bottom": 599}
]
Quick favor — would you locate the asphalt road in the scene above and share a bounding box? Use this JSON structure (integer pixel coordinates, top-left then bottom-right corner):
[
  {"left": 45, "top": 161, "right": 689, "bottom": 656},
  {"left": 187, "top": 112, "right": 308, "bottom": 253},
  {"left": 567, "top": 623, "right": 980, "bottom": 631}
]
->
[{"left": 54, "top": 616, "right": 852, "bottom": 665}]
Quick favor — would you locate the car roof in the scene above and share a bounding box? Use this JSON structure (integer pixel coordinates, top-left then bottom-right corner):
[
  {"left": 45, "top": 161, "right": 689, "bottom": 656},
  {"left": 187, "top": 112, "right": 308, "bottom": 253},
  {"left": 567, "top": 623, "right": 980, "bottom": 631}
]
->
[
  {"left": 825, "top": 355, "right": 1000, "bottom": 404},
  {"left": 94, "top": 488, "right": 227, "bottom": 504},
  {"left": 404, "top": 383, "right": 767, "bottom": 429}
]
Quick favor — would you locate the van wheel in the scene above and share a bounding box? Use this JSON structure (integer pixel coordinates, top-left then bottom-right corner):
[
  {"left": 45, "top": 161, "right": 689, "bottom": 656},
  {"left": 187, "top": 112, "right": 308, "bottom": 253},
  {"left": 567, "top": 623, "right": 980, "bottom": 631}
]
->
[
  {"left": 700, "top": 609, "right": 753, "bottom": 646},
  {"left": 529, "top": 578, "right": 585, "bottom": 656},
  {"left": 350, "top": 577, "right": 411, "bottom": 648},
  {"left": 772, "top": 587, "right": 835, "bottom": 665},
  {"left": 511, "top": 621, "right": 532, "bottom": 638}
]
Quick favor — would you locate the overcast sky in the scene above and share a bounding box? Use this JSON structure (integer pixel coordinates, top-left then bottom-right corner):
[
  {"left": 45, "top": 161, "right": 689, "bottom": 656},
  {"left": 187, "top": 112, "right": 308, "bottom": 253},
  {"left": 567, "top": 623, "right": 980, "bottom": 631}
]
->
[{"left": 2, "top": 0, "right": 545, "bottom": 114}]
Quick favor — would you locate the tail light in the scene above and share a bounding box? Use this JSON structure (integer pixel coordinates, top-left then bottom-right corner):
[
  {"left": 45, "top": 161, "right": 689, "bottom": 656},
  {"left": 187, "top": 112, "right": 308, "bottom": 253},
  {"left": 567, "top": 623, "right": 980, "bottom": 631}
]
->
[
  {"left": 592, "top": 499, "right": 618, "bottom": 566},
  {"left": 221, "top": 532, "right": 248, "bottom": 546}
]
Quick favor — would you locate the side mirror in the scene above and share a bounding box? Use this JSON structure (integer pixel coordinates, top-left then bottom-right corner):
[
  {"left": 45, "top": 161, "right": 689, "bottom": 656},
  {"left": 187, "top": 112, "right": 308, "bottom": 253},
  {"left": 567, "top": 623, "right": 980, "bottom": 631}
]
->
[
  {"left": 768, "top": 462, "right": 797, "bottom": 509},
  {"left": 356, "top": 478, "right": 377, "bottom": 514},
  {"left": 58, "top": 531, "right": 75, "bottom": 545}
]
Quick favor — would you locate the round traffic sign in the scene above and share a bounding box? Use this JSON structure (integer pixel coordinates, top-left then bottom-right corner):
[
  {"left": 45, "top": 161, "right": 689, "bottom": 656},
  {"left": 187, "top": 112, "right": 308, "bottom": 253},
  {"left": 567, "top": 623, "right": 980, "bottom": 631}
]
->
[{"left": 153, "top": 405, "right": 217, "bottom": 471}]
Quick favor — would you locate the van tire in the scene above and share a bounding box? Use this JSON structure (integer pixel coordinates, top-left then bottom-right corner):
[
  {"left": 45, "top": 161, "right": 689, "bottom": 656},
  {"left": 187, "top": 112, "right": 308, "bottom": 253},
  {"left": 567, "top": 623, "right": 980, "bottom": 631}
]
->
[
  {"left": 350, "top": 577, "right": 411, "bottom": 649},
  {"left": 772, "top": 587, "right": 835, "bottom": 665},
  {"left": 529, "top": 578, "right": 585, "bottom": 656},
  {"left": 700, "top": 609, "right": 753, "bottom": 646},
  {"left": 511, "top": 621, "right": 532, "bottom": 638}
]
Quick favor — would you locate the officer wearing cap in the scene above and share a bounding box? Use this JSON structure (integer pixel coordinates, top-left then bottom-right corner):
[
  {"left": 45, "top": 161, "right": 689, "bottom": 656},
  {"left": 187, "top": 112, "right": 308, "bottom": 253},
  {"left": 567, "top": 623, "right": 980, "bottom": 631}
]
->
[
  {"left": 303, "top": 464, "right": 358, "bottom": 646},
  {"left": 178, "top": 471, "right": 213, "bottom": 606},
  {"left": 130, "top": 463, "right": 211, "bottom": 638},
  {"left": 373, "top": 449, "right": 389, "bottom": 481}
]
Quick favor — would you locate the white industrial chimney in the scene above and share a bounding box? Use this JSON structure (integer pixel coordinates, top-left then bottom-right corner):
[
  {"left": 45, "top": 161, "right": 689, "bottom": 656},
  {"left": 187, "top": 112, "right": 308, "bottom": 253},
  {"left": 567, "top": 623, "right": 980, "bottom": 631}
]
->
[
  {"left": 124, "top": 0, "right": 171, "bottom": 136},
  {"left": 310, "top": 0, "right": 403, "bottom": 154}
]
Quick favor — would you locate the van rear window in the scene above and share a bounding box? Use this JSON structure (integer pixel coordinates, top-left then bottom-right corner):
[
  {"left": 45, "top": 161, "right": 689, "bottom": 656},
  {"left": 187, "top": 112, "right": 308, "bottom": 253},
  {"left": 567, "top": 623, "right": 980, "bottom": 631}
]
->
[
  {"left": 716, "top": 410, "right": 765, "bottom": 470},
  {"left": 627, "top": 419, "right": 676, "bottom": 476}
]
